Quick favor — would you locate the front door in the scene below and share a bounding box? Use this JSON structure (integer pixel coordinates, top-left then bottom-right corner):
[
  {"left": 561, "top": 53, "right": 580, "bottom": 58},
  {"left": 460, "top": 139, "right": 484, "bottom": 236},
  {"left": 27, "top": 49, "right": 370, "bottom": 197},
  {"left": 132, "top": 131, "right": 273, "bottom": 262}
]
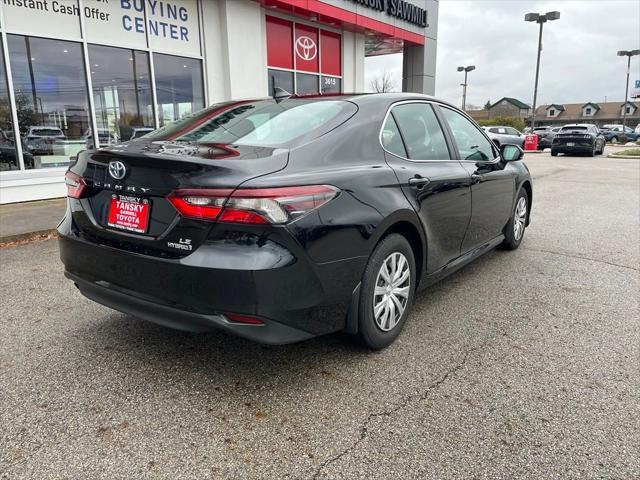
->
[
  {"left": 381, "top": 102, "right": 471, "bottom": 274},
  {"left": 439, "top": 107, "right": 517, "bottom": 253}
]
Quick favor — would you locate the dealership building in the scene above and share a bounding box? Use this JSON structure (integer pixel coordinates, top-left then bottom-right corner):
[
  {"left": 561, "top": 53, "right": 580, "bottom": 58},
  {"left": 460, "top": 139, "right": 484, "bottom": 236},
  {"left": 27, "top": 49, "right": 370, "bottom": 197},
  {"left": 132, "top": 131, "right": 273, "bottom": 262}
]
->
[{"left": 0, "top": 0, "right": 438, "bottom": 203}]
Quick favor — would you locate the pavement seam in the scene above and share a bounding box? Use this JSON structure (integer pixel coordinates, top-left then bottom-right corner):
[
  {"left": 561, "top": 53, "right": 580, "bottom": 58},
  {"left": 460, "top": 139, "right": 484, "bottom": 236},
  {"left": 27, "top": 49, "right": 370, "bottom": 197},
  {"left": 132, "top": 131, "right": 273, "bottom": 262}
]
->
[
  {"left": 310, "top": 345, "right": 479, "bottom": 480},
  {"left": 522, "top": 247, "right": 639, "bottom": 272}
]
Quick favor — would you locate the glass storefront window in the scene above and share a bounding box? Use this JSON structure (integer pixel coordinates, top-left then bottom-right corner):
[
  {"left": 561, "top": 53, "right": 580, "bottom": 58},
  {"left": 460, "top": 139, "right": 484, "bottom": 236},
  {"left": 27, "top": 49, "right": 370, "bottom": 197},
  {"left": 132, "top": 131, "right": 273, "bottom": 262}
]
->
[
  {"left": 154, "top": 53, "right": 204, "bottom": 127},
  {"left": 296, "top": 73, "right": 319, "bottom": 95},
  {"left": 7, "top": 35, "right": 92, "bottom": 169},
  {"left": 0, "top": 38, "right": 19, "bottom": 171},
  {"left": 89, "top": 45, "right": 154, "bottom": 144},
  {"left": 321, "top": 76, "right": 341, "bottom": 95},
  {"left": 268, "top": 69, "right": 294, "bottom": 96}
]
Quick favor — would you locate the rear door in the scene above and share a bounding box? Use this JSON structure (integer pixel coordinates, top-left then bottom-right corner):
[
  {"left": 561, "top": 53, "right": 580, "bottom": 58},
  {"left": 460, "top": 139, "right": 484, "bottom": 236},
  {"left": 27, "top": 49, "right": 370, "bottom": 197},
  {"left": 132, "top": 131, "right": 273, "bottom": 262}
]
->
[
  {"left": 439, "top": 106, "right": 516, "bottom": 253},
  {"left": 381, "top": 101, "right": 471, "bottom": 273}
]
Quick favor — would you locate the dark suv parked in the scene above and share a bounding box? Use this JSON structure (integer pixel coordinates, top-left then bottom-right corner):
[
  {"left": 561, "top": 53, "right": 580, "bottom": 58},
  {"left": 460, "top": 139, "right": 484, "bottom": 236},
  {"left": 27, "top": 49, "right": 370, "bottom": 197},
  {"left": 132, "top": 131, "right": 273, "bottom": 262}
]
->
[
  {"left": 551, "top": 124, "right": 605, "bottom": 157},
  {"left": 59, "top": 94, "right": 532, "bottom": 349}
]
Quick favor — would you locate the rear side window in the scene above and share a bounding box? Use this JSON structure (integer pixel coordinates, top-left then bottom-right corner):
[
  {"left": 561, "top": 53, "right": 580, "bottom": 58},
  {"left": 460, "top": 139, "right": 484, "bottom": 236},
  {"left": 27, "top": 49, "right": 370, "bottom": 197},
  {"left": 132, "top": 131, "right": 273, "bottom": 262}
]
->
[
  {"left": 390, "top": 103, "right": 450, "bottom": 160},
  {"left": 381, "top": 115, "right": 407, "bottom": 158},
  {"left": 441, "top": 107, "right": 495, "bottom": 161}
]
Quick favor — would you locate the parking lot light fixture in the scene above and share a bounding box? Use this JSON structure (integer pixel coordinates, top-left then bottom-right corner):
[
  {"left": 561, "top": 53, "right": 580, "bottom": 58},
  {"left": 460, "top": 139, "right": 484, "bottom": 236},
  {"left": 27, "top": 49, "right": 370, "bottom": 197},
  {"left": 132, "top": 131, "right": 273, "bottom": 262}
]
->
[
  {"left": 457, "top": 65, "right": 475, "bottom": 110},
  {"left": 525, "top": 11, "right": 560, "bottom": 129},
  {"left": 617, "top": 49, "right": 640, "bottom": 129}
]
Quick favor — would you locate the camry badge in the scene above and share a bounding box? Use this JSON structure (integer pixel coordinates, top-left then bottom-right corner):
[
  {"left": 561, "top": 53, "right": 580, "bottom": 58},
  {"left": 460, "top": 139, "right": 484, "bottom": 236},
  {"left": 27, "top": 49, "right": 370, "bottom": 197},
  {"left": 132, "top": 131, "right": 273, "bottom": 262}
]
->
[{"left": 108, "top": 160, "right": 127, "bottom": 180}]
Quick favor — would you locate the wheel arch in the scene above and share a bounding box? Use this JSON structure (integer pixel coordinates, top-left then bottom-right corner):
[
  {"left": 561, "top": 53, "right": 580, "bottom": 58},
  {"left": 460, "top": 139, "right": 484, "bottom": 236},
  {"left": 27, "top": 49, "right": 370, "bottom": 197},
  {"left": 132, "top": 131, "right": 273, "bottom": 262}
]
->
[
  {"left": 520, "top": 179, "right": 533, "bottom": 226},
  {"left": 369, "top": 210, "right": 427, "bottom": 288},
  {"left": 344, "top": 211, "right": 426, "bottom": 335}
]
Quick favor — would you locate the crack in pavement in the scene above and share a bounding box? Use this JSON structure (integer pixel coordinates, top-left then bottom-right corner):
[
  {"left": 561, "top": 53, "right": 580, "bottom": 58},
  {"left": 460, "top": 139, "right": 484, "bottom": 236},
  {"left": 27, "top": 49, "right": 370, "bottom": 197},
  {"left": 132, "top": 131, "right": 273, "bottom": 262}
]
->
[
  {"left": 522, "top": 247, "right": 639, "bottom": 272},
  {"left": 310, "top": 346, "right": 478, "bottom": 480}
]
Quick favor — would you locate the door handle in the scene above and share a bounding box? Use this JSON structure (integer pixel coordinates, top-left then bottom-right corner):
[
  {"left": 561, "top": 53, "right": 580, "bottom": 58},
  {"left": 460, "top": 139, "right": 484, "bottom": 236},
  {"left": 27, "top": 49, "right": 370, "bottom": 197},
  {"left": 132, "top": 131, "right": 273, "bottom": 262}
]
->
[
  {"left": 408, "top": 175, "right": 430, "bottom": 188},
  {"left": 471, "top": 173, "right": 483, "bottom": 185}
]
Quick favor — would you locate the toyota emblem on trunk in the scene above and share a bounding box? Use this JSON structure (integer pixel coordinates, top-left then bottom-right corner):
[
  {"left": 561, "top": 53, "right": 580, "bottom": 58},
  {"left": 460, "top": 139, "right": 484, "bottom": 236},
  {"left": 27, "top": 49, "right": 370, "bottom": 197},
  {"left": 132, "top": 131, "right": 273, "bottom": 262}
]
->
[
  {"left": 108, "top": 160, "right": 127, "bottom": 180},
  {"left": 295, "top": 36, "right": 317, "bottom": 61}
]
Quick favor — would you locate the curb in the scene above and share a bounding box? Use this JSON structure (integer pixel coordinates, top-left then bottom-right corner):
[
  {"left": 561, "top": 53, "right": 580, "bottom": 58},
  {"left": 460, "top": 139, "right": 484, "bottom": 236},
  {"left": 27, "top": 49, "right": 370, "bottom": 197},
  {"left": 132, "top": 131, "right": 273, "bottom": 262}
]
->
[
  {"left": 607, "top": 154, "right": 640, "bottom": 159},
  {"left": 0, "top": 229, "right": 58, "bottom": 248}
]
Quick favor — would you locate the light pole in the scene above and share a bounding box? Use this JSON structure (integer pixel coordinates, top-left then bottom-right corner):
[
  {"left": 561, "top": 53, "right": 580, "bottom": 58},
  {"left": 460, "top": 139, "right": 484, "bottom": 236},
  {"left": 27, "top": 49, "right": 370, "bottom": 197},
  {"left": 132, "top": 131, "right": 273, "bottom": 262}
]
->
[
  {"left": 525, "top": 11, "right": 560, "bottom": 129},
  {"left": 617, "top": 49, "right": 640, "bottom": 129},
  {"left": 457, "top": 65, "right": 475, "bottom": 110}
]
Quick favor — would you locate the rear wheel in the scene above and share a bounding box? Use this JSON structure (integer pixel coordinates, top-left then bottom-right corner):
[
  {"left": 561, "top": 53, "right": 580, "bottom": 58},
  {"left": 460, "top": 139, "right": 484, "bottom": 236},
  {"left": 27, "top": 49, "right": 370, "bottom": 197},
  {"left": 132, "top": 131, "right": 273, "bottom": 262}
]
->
[
  {"left": 501, "top": 188, "right": 528, "bottom": 250},
  {"left": 611, "top": 136, "right": 618, "bottom": 144},
  {"left": 551, "top": 149, "right": 558, "bottom": 157},
  {"left": 588, "top": 143, "right": 596, "bottom": 157},
  {"left": 357, "top": 234, "right": 416, "bottom": 349}
]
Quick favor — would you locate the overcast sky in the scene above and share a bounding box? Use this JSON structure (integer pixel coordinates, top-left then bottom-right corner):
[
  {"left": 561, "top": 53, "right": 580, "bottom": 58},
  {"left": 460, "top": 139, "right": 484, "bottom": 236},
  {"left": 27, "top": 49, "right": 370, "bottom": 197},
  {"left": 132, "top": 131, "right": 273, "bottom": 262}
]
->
[{"left": 365, "top": 0, "right": 640, "bottom": 108}]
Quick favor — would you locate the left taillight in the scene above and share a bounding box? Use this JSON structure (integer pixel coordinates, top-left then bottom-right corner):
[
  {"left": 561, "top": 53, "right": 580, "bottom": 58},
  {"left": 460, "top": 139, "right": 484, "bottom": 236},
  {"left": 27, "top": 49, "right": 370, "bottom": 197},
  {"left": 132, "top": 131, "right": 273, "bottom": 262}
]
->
[
  {"left": 65, "top": 171, "right": 87, "bottom": 199},
  {"left": 167, "top": 185, "right": 339, "bottom": 225}
]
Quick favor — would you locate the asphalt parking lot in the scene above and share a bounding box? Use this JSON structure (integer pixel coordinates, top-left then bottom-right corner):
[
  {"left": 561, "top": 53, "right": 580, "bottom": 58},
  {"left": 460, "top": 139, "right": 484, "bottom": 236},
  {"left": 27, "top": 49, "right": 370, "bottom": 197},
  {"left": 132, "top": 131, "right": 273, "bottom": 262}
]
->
[{"left": 1, "top": 146, "right": 638, "bottom": 479}]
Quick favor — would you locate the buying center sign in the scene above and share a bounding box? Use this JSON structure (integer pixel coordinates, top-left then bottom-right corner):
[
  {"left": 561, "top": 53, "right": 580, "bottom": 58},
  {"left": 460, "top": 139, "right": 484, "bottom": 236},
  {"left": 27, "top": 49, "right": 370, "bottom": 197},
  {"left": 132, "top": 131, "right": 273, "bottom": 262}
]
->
[{"left": 1, "top": 0, "right": 200, "bottom": 56}]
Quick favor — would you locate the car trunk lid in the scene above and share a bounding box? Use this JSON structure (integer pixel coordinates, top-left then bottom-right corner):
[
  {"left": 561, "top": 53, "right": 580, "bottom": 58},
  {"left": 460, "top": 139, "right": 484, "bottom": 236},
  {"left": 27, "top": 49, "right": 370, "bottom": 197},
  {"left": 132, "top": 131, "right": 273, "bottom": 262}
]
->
[{"left": 69, "top": 140, "right": 288, "bottom": 257}]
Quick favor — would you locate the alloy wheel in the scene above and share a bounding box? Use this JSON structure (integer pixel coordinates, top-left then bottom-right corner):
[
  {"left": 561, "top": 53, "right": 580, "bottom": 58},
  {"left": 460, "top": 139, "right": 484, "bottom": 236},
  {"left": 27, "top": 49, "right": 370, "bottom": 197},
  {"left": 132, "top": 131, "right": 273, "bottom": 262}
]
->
[
  {"left": 373, "top": 252, "right": 410, "bottom": 332},
  {"left": 513, "top": 196, "right": 527, "bottom": 241}
]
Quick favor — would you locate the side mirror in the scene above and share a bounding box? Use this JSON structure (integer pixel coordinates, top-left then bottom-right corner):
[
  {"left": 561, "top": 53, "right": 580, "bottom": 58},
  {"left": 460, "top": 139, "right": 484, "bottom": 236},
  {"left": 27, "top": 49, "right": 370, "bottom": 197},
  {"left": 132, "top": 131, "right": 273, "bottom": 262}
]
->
[{"left": 501, "top": 144, "right": 524, "bottom": 162}]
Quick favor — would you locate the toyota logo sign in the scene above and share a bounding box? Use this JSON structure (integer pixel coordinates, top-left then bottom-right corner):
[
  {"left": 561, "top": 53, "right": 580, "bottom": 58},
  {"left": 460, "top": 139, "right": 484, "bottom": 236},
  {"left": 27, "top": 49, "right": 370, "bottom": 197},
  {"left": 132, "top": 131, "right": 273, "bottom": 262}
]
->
[
  {"left": 295, "top": 36, "right": 317, "bottom": 61},
  {"left": 108, "top": 160, "right": 127, "bottom": 180}
]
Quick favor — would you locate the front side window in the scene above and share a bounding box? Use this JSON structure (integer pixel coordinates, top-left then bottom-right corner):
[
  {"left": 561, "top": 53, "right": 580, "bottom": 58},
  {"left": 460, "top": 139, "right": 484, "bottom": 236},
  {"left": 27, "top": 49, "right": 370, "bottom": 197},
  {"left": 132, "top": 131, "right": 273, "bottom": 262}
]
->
[
  {"left": 441, "top": 107, "right": 495, "bottom": 162},
  {"left": 390, "top": 103, "right": 450, "bottom": 160},
  {"left": 7, "top": 35, "right": 92, "bottom": 169},
  {"left": 506, "top": 127, "right": 520, "bottom": 136},
  {"left": 154, "top": 53, "right": 204, "bottom": 127}
]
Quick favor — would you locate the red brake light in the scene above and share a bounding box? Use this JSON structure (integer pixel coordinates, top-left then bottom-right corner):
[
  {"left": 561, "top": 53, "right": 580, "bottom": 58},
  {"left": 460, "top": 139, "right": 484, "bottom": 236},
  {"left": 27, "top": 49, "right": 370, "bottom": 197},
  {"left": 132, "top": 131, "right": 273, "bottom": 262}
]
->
[
  {"left": 167, "top": 189, "right": 232, "bottom": 221},
  {"left": 226, "top": 313, "right": 264, "bottom": 325},
  {"left": 65, "top": 171, "right": 87, "bottom": 198},
  {"left": 167, "top": 185, "right": 339, "bottom": 225}
]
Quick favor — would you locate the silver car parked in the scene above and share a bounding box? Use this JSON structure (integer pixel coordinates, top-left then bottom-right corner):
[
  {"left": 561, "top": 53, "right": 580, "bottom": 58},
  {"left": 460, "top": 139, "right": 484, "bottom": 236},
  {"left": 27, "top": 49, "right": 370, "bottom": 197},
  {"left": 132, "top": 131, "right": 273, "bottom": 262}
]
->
[{"left": 481, "top": 126, "right": 525, "bottom": 148}]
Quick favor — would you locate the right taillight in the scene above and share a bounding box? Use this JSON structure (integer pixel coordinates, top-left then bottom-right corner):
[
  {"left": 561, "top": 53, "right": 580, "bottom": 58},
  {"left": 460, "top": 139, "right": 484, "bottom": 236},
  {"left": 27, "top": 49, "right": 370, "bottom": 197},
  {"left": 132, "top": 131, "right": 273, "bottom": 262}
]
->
[
  {"left": 167, "top": 185, "right": 339, "bottom": 225},
  {"left": 65, "top": 171, "right": 87, "bottom": 199}
]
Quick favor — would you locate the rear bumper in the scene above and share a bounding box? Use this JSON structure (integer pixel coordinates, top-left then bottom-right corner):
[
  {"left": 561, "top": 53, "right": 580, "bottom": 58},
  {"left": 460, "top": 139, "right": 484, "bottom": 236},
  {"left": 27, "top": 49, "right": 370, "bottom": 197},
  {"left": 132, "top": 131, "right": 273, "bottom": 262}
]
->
[
  {"left": 59, "top": 221, "right": 365, "bottom": 344},
  {"left": 551, "top": 141, "right": 593, "bottom": 153},
  {"left": 66, "top": 271, "right": 314, "bottom": 344}
]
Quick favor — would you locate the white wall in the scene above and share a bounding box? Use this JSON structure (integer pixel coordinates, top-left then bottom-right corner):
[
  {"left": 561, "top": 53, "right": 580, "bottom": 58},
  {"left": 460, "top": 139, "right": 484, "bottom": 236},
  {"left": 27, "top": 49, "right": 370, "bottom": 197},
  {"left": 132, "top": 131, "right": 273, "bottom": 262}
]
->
[
  {"left": 201, "top": 0, "right": 268, "bottom": 102},
  {"left": 342, "top": 31, "right": 366, "bottom": 93}
]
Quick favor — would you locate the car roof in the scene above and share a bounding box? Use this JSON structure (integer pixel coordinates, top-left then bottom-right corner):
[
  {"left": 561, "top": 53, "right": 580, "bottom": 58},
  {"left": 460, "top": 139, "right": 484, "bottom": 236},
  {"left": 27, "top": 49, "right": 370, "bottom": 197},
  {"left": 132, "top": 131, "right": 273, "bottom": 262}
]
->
[
  {"left": 268, "top": 92, "right": 461, "bottom": 111},
  {"left": 562, "top": 124, "right": 595, "bottom": 127}
]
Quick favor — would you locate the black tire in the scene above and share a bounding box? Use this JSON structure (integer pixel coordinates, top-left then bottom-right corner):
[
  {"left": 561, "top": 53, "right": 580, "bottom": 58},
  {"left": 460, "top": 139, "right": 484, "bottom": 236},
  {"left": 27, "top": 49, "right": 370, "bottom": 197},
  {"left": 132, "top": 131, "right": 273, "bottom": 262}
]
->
[
  {"left": 357, "top": 233, "right": 416, "bottom": 349},
  {"left": 551, "top": 149, "right": 558, "bottom": 157},
  {"left": 588, "top": 143, "right": 596, "bottom": 157},
  {"left": 501, "top": 188, "right": 529, "bottom": 250},
  {"left": 611, "top": 136, "right": 618, "bottom": 144}
]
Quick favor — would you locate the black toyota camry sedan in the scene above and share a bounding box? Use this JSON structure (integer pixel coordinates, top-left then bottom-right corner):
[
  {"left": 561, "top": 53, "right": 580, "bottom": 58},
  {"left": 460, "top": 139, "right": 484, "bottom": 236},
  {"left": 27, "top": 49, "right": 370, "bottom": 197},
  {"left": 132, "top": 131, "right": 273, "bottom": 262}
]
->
[{"left": 59, "top": 93, "right": 532, "bottom": 349}]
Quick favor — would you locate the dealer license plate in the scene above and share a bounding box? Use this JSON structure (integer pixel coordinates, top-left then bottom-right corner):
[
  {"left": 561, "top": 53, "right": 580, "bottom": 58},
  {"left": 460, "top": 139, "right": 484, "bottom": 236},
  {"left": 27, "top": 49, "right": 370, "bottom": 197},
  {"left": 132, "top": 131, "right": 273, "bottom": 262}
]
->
[
  {"left": 107, "top": 194, "right": 151, "bottom": 234},
  {"left": 566, "top": 142, "right": 575, "bottom": 146}
]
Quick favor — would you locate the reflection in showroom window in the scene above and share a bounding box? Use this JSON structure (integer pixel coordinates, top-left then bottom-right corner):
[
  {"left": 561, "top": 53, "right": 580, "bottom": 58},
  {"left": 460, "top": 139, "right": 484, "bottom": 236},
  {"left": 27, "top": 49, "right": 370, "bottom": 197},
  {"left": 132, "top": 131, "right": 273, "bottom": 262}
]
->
[
  {"left": 89, "top": 45, "right": 154, "bottom": 144},
  {"left": 0, "top": 38, "right": 19, "bottom": 171},
  {"left": 7, "top": 35, "right": 92, "bottom": 169},
  {"left": 154, "top": 53, "right": 204, "bottom": 127}
]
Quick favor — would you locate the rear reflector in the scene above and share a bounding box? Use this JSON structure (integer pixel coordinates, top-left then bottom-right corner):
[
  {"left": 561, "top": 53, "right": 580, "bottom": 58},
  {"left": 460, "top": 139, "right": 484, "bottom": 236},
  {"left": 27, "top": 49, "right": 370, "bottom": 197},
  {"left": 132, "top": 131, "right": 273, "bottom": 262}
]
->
[
  {"left": 167, "top": 185, "right": 339, "bottom": 225},
  {"left": 65, "top": 171, "right": 87, "bottom": 198},
  {"left": 226, "top": 313, "right": 264, "bottom": 325}
]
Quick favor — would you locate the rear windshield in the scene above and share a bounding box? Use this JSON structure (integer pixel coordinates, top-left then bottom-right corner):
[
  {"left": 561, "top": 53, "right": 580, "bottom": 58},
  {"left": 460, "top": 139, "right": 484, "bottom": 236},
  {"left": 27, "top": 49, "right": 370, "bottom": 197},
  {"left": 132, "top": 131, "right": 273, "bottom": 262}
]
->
[
  {"left": 561, "top": 126, "right": 588, "bottom": 131},
  {"left": 146, "top": 98, "right": 356, "bottom": 147},
  {"left": 30, "top": 128, "right": 63, "bottom": 136}
]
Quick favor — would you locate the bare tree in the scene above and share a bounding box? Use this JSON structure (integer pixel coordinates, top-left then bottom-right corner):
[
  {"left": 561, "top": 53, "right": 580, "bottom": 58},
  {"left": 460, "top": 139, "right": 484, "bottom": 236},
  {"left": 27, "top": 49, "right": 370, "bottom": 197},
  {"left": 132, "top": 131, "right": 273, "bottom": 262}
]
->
[{"left": 369, "top": 70, "right": 398, "bottom": 93}]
